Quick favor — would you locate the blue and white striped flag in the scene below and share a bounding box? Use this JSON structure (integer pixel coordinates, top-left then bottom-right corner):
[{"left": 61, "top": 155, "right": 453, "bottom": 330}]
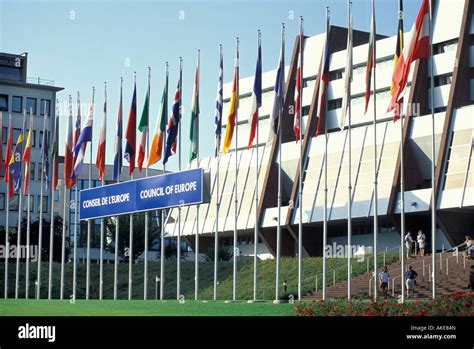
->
[{"left": 72, "top": 93, "right": 94, "bottom": 181}]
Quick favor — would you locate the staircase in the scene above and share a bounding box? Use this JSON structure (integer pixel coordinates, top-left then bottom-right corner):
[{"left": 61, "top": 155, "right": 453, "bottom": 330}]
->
[{"left": 305, "top": 250, "right": 473, "bottom": 300}]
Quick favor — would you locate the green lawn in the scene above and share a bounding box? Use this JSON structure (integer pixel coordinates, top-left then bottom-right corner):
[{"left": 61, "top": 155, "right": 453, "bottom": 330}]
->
[{"left": 0, "top": 299, "right": 293, "bottom": 316}]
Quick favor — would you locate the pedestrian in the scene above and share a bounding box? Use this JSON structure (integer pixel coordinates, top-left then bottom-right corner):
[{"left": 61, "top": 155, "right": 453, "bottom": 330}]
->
[
  {"left": 405, "top": 231, "right": 414, "bottom": 258},
  {"left": 417, "top": 230, "right": 426, "bottom": 256},
  {"left": 378, "top": 266, "right": 390, "bottom": 299},
  {"left": 463, "top": 236, "right": 474, "bottom": 259},
  {"left": 405, "top": 265, "right": 418, "bottom": 298}
]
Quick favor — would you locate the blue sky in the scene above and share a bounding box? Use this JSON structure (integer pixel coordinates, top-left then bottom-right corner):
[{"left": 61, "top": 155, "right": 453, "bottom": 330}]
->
[{"left": 0, "top": 0, "right": 421, "bottom": 172}]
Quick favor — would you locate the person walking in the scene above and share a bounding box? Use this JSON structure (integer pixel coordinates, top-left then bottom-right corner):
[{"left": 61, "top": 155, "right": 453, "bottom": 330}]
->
[
  {"left": 405, "top": 265, "right": 418, "bottom": 299},
  {"left": 405, "top": 231, "right": 414, "bottom": 258},
  {"left": 378, "top": 266, "right": 390, "bottom": 299},
  {"left": 417, "top": 230, "right": 426, "bottom": 257}
]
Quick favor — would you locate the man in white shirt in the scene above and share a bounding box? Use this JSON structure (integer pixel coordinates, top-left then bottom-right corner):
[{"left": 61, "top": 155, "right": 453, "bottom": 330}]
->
[{"left": 378, "top": 266, "right": 390, "bottom": 299}]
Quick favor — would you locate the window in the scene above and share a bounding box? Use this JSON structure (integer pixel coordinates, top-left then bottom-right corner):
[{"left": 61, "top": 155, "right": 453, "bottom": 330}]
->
[
  {"left": 329, "top": 69, "right": 343, "bottom": 81},
  {"left": 12, "top": 128, "right": 21, "bottom": 143},
  {"left": 22, "top": 195, "right": 34, "bottom": 212},
  {"left": 30, "top": 163, "right": 35, "bottom": 180},
  {"left": 328, "top": 98, "right": 342, "bottom": 111},
  {"left": 9, "top": 194, "right": 19, "bottom": 211},
  {"left": 26, "top": 97, "right": 36, "bottom": 114},
  {"left": 433, "top": 39, "right": 457, "bottom": 55},
  {"left": 37, "top": 196, "right": 48, "bottom": 214},
  {"left": 2, "top": 126, "right": 6, "bottom": 145},
  {"left": 0, "top": 94, "right": 8, "bottom": 111},
  {"left": 12, "top": 96, "right": 22, "bottom": 113},
  {"left": 0, "top": 193, "right": 5, "bottom": 210},
  {"left": 40, "top": 99, "right": 51, "bottom": 116},
  {"left": 434, "top": 74, "right": 452, "bottom": 87},
  {"left": 54, "top": 190, "right": 59, "bottom": 202}
]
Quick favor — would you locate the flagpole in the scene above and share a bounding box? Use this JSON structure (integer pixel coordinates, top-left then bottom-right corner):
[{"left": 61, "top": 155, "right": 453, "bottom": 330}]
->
[
  {"left": 194, "top": 50, "right": 200, "bottom": 301},
  {"left": 177, "top": 57, "right": 183, "bottom": 301},
  {"left": 346, "top": 1, "right": 353, "bottom": 301},
  {"left": 275, "top": 23, "right": 285, "bottom": 303},
  {"left": 72, "top": 92, "right": 79, "bottom": 301},
  {"left": 99, "top": 82, "right": 107, "bottom": 300},
  {"left": 297, "top": 17, "right": 303, "bottom": 301},
  {"left": 429, "top": 0, "right": 436, "bottom": 299},
  {"left": 114, "top": 77, "right": 123, "bottom": 301},
  {"left": 48, "top": 101, "right": 58, "bottom": 300},
  {"left": 372, "top": 0, "right": 379, "bottom": 302},
  {"left": 37, "top": 109, "right": 48, "bottom": 299},
  {"left": 233, "top": 38, "right": 239, "bottom": 301},
  {"left": 160, "top": 64, "right": 168, "bottom": 301},
  {"left": 214, "top": 46, "right": 222, "bottom": 301},
  {"left": 4, "top": 114, "right": 11, "bottom": 299},
  {"left": 85, "top": 87, "right": 95, "bottom": 300},
  {"left": 25, "top": 109, "right": 33, "bottom": 299},
  {"left": 144, "top": 67, "right": 151, "bottom": 300},
  {"left": 129, "top": 74, "right": 136, "bottom": 302}
]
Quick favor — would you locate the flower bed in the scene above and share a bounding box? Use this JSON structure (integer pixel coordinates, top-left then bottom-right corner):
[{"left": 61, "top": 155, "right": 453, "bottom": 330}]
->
[{"left": 292, "top": 291, "right": 474, "bottom": 316}]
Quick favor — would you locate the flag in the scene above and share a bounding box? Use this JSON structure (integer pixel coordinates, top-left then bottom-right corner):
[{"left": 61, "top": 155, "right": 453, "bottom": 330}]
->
[
  {"left": 189, "top": 54, "right": 200, "bottom": 162},
  {"left": 72, "top": 93, "right": 94, "bottom": 181},
  {"left": 124, "top": 81, "right": 137, "bottom": 175},
  {"left": 113, "top": 83, "right": 123, "bottom": 181},
  {"left": 0, "top": 112, "right": 3, "bottom": 175},
  {"left": 50, "top": 103, "right": 59, "bottom": 191},
  {"left": 64, "top": 98, "right": 74, "bottom": 189},
  {"left": 388, "top": 0, "right": 429, "bottom": 115},
  {"left": 96, "top": 87, "right": 107, "bottom": 180},
  {"left": 248, "top": 34, "right": 262, "bottom": 149},
  {"left": 339, "top": 4, "right": 353, "bottom": 130},
  {"left": 148, "top": 69, "right": 168, "bottom": 167},
  {"left": 71, "top": 94, "right": 81, "bottom": 187},
  {"left": 41, "top": 114, "right": 49, "bottom": 191},
  {"left": 22, "top": 110, "right": 33, "bottom": 196},
  {"left": 138, "top": 76, "right": 150, "bottom": 172},
  {"left": 9, "top": 112, "right": 26, "bottom": 193},
  {"left": 4, "top": 114, "right": 13, "bottom": 198},
  {"left": 222, "top": 68, "right": 238, "bottom": 153},
  {"left": 391, "top": 0, "right": 404, "bottom": 121},
  {"left": 364, "top": 0, "right": 376, "bottom": 115},
  {"left": 269, "top": 28, "right": 285, "bottom": 141},
  {"left": 315, "top": 18, "right": 331, "bottom": 137},
  {"left": 214, "top": 47, "right": 223, "bottom": 157},
  {"left": 163, "top": 77, "right": 181, "bottom": 165},
  {"left": 293, "top": 33, "right": 303, "bottom": 142}
]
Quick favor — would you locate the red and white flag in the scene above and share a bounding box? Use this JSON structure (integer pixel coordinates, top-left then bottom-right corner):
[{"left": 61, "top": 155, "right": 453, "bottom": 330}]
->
[
  {"left": 96, "top": 86, "right": 107, "bottom": 180},
  {"left": 293, "top": 33, "right": 303, "bottom": 142}
]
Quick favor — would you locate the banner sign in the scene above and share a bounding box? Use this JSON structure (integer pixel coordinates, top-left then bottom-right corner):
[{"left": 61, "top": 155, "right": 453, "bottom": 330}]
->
[{"left": 79, "top": 168, "right": 204, "bottom": 220}]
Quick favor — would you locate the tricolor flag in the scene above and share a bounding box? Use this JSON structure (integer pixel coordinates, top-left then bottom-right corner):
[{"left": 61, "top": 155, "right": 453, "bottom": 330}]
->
[
  {"left": 22, "top": 110, "right": 33, "bottom": 196},
  {"left": 163, "top": 74, "right": 181, "bottom": 165},
  {"left": 138, "top": 74, "right": 150, "bottom": 172},
  {"left": 391, "top": 0, "right": 404, "bottom": 122},
  {"left": 147, "top": 67, "right": 168, "bottom": 167},
  {"left": 248, "top": 33, "right": 262, "bottom": 149},
  {"left": 113, "top": 82, "right": 123, "bottom": 181},
  {"left": 269, "top": 26, "right": 285, "bottom": 141},
  {"left": 124, "top": 81, "right": 137, "bottom": 175},
  {"left": 41, "top": 113, "right": 50, "bottom": 191},
  {"left": 72, "top": 94, "right": 81, "bottom": 187},
  {"left": 315, "top": 17, "right": 331, "bottom": 137},
  {"left": 388, "top": 0, "right": 429, "bottom": 115},
  {"left": 64, "top": 97, "right": 74, "bottom": 189},
  {"left": 9, "top": 111, "right": 26, "bottom": 193},
  {"left": 4, "top": 114, "right": 14, "bottom": 198},
  {"left": 96, "top": 85, "right": 107, "bottom": 180},
  {"left": 72, "top": 91, "right": 94, "bottom": 181},
  {"left": 189, "top": 52, "right": 200, "bottom": 162},
  {"left": 50, "top": 102, "right": 59, "bottom": 191},
  {"left": 293, "top": 32, "right": 303, "bottom": 142},
  {"left": 214, "top": 47, "right": 223, "bottom": 157},
  {"left": 339, "top": 4, "right": 353, "bottom": 130},
  {"left": 364, "top": 0, "right": 376, "bottom": 115},
  {"left": 222, "top": 62, "right": 238, "bottom": 154}
]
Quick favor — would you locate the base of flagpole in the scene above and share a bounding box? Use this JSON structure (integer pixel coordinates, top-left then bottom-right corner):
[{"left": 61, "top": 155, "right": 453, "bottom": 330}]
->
[
  {"left": 272, "top": 299, "right": 282, "bottom": 304},
  {"left": 247, "top": 300, "right": 265, "bottom": 304}
]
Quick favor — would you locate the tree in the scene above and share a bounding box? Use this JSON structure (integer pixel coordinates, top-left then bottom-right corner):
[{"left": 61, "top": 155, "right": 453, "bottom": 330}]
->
[{"left": 204, "top": 246, "right": 233, "bottom": 262}]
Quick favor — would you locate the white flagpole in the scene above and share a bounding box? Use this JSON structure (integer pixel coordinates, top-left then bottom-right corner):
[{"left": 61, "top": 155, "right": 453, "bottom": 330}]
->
[
  {"left": 37, "top": 109, "right": 48, "bottom": 299},
  {"left": 322, "top": 8, "right": 329, "bottom": 301},
  {"left": 49, "top": 102, "right": 58, "bottom": 300},
  {"left": 99, "top": 82, "right": 107, "bottom": 300},
  {"left": 177, "top": 58, "right": 183, "bottom": 300},
  {"left": 25, "top": 109, "right": 33, "bottom": 299},
  {"left": 194, "top": 50, "right": 200, "bottom": 301},
  {"left": 144, "top": 68, "right": 151, "bottom": 300},
  {"left": 214, "top": 47, "right": 222, "bottom": 301},
  {"left": 252, "top": 31, "right": 261, "bottom": 302},
  {"left": 233, "top": 38, "right": 239, "bottom": 301},
  {"left": 129, "top": 74, "right": 136, "bottom": 301},
  {"left": 429, "top": 0, "right": 436, "bottom": 299},
  {"left": 86, "top": 87, "right": 95, "bottom": 300},
  {"left": 297, "top": 17, "right": 303, "bottom": 301},
  {"left": 160, "top": 64, "right": 168, "bottom": 301},
  {"left": 372, "top": 0, "right": 379, "bottom": 302},
  {"left": 275, "top": 23, "right": 285, "bottom": 303},
  {"left": 72, "top": 92, "right": 79, "bottom": 301},
  {"left": 114, "top": 78, "right": 123, "bottom": 301},
  {"left": 4, "top": 114, "right": 11, "bottom": 299},
  {"left": 346, "top": 1, "right": 353, "bottom": 301}
]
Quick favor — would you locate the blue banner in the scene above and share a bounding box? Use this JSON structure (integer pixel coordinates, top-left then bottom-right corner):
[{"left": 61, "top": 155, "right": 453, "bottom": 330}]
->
[{"left": 79, "top": 168, "right": 204, "bottom": 220}]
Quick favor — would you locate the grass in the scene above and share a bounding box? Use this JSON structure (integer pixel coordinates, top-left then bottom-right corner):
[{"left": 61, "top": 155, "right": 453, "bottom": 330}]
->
[
  {"left": 0, "top": 253, "right": 398, "bottom": 303},
  {"left": 0, "top": 299, "right": 293, "bottom": 316}
]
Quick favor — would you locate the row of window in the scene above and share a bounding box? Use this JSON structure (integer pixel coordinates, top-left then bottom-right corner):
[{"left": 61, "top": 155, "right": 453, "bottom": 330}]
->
[
  {"left": 0, "top": 95, "right": 51, "bottom": 115},
  {"left": 2, "top": 128, "right": 51, "bottom": 149},
  {"left": 0, "top": 160, "right": 51, "bottom": 181},
  {"left": 0, "top": 193, "right": 49, "bottom": 213}
]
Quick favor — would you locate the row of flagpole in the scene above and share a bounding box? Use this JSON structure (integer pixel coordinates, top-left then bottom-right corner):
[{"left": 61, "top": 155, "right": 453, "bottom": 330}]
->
[{"left": 1, "top": 0, "right": 438, "bottom": 302}]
